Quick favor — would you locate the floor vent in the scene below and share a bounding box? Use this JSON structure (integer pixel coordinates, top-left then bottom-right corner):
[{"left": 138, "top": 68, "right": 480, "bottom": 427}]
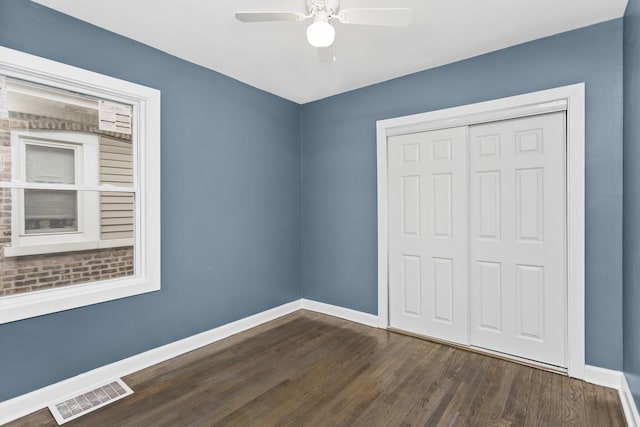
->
[{"left": 48, "top": 379, "right": 133, "bottom": 425}]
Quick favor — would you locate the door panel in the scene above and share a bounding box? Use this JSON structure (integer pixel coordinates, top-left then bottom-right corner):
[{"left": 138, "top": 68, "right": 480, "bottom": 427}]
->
[
  {"left": 477, "top": 261, "right": 502, "bottom": 332},
  {"left": 432, "top": 173, "right": 452, "bottom": 237},
  {"left": 516, "top": 168, "right": 544, "bottom": 241},
  {"left": 477, "top": 171, "right": 501, "bottom": 239},
  {"left": 388, "top": 127, "right": 468, "bottom": 344},
  {"left": 433, "top": 257, "right": 453, "bottom": 322},
  {"left": 402, "top": 255, "right": 422, "bottom": 316},
  {"left": 402, "top": 176, "right": 420, "bottom": 235},
  {"left": 516, "top": 264, "right": 544, "bottom": 340},
  {"left": 469, "top": 112, "right": 566, "bottom": 367}
]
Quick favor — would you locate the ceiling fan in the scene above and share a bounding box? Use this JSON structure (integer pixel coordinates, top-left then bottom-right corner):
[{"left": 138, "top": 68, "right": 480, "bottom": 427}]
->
[{"left": 235, "top": 0, "right": 411, "bottom": 54}]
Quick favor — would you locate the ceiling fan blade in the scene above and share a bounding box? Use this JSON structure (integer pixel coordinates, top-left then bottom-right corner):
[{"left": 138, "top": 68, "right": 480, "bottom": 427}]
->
[
  {"left": 318, "top": 44, "right": 336, "bottom": 63},
  {"left": 337, "top": 8, "right": 412, "bottom": 27},
  {"left": 235, "top": 12, "right": 305, "bottom": 23}
]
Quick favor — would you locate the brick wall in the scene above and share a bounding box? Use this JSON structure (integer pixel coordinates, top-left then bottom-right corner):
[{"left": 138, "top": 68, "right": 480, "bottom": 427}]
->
[
  {"left": 1, "top": 120, "right": 13, "bottom": 253},
  {"left": 0, "top": 247, "right": 134, "bottom": 296},
  {"left": 0, "top": 120, "right": 11, "bottom": 251},
  {"left": 0, "top": 112, "right": 134, "bottom": 297}
]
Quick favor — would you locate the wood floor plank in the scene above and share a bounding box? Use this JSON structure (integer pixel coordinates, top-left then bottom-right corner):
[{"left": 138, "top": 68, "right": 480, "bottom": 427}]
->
[
  {"left": 546, "top": 370, "right": 565, "bottom": 425},
  {"left": 562, "top": 376, "right": 587, "bottom": 426},
  {"left": 459, "top": 356, "right": 506, "bottom": 426},
  {"left": 584, "top": 381, "right": 615, "bottom": 427},
  {"left": 408, "top": 349, "right": 473, "bottom": 426},
  {"left": 523, "top": 367, "right": 544, "bottom": 427},
  {"left": 601, "top": 384, "right": 627, "bottom": 426},
  {"left": 533, "top": 362, "right": 555, "bottom": 426},
  {"left": 499, "top": 363, "right": 534, "bottom": 425},
  {"left": 340, "top": 341, "right": 455, "bottom": 426},
  {"left": 435, "top": 353, "right": 492, "bottom": 427},
  {"left": 294, "top": 331, "right": 421, "bottom": 426},
  {"left": 5, "top": 311, "right": 628, "bottom": 427},
  {"left": 480, "top": 359, "right": 517, "bottom": 425}
]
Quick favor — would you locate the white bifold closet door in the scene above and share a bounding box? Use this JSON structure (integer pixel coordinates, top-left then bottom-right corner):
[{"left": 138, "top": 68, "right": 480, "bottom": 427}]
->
[
  {"left": 387, "top": 112, "right": 567, "bottom": 368},
  {"left": 468, "top": 112, "right": 566, "bottom": 367},
  {"left": 388, "top": 127, "right": 469, "bottom": 345}
]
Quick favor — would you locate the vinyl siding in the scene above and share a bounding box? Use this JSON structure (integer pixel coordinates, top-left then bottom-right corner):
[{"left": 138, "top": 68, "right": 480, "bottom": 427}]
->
[{"left": 99, "top": 136, "right": 133, "bottom": 240}]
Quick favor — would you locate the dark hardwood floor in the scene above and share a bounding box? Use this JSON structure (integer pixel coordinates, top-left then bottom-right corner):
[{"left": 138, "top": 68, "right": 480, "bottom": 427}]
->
[{"left": 6, "top": 310, "right": 626, "bottom": 426}]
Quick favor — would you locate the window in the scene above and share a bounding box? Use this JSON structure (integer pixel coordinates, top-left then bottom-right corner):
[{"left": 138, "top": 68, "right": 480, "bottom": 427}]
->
[
  {"left": 0, "top": 46, "right": 160, "bottom": 324},
  {"left": 24, "top": 142, "right": 80, "bottom": 234},
  {"left": 8, "top": 131, "right": 103, "bottom": 255},
  {"left": 25, "top": 143, "right": 79, "bottom": 234}
]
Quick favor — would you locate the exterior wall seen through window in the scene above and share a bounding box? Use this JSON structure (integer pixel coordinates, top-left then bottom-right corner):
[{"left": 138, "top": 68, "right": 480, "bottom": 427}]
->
[{"left": 0, "top": 79, "right": 135, "bottom": 297}]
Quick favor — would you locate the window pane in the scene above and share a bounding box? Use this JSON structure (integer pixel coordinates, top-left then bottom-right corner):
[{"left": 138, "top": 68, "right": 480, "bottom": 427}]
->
[
  {"left": 0, "top": 190, "right": 136, "bottom": 296},
  {"left": 26, "top": 144, "right": 75, "bottom": 184},
  {"left": 1, "top": 76, "right": 134, "bottom": 186},
  {"left": 100, "top": 136, "right": 134, "bottom": 188},
  {"left": 24, "top": 189, "right": 77, "bottom": 233},
  {"left": 100, "top": 191, "right": 135, "bottom": 240}
]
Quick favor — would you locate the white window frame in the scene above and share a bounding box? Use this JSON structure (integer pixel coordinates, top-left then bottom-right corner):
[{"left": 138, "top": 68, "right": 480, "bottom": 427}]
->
[
  {"left": 0, "top": 46, "right": 161, "bottom": 324},
  {"left": 7, "top": 131, "right": 102, "bottom": 255}
]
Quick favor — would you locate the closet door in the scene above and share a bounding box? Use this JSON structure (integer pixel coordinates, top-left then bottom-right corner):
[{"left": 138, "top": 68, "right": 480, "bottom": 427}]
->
[
  {"left": 388, "top": 127, "right": 468, "bottom": 344},
  {"left": 468, "top": 112, "right": 567, "bottom": 367}
]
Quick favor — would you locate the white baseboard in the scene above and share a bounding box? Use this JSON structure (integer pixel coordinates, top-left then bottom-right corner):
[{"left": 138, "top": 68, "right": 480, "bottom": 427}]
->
[
  {"left": 301, "top": 299, "right": 380, "bottom": 328},
  {"left": 585, "top": 365, "right": 640, "bottom": 427},
  {"left": 0, "top": 299, "right": 302, "bottom": 426},
  {"left": 621, "top": 374, "right": 640, "bottom": 427},
  {"left": 584, "top": 365, "right": 623, "bottom": 389}
]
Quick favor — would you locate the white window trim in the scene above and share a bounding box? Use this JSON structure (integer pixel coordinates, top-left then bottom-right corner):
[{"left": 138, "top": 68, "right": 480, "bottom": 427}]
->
[
  {"left": 8, "top": 130, "right": 101, "bottom": 254},
  {"left": 376, "top": 83, "right": 585, "bottom": 379},
  {"left": 0, "top": 46, "right": 161, "bottom": 324}
]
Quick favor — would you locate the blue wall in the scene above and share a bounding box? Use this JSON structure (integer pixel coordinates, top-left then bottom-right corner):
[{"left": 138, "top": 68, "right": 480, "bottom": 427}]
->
[
  {"left": 624, "top": 0, "right": 640, "bottom": 410},
  {"left": 0, "top": 1, "right": 301, "bottom": 401},
  {"left": 301, "top": 20, "right": 625, "bottom": 370}
]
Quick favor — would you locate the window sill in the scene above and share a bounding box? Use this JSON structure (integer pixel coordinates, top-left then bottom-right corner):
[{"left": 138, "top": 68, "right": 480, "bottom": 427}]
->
[
  {"left": 0, "top": 274, "right": 159, "bottom": 325},
  {"left": 3, "top": 238, "right": 134, "bottom": 257}
]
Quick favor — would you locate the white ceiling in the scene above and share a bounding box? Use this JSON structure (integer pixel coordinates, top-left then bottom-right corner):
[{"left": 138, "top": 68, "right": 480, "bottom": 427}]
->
[{"left": 33, "top": 0, "right": 628, "bottom": 104}]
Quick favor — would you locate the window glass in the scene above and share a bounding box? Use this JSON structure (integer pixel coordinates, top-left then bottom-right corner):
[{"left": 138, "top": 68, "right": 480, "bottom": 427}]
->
[
  {"left": 24, "top": 189, "right": 77, "bottom": 233},
  {"left": 26, "top": 144, "right": 76, "bottom": 184},
  {"left": 0, "top": 189, "right": 136, "bottom": 296},
  {"left": 0, "top": 76, "right": 136, "bottom": 291}
]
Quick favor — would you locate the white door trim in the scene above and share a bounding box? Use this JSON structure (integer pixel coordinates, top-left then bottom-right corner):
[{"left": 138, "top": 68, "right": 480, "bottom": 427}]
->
[{"left": 376, "top": 83, "right": 585, "bottom": 379}]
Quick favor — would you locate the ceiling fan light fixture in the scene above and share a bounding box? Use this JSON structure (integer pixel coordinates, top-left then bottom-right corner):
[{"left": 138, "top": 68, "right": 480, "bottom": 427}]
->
[{"left": 306, "top": 15, "right": 335, "bottom": 47}]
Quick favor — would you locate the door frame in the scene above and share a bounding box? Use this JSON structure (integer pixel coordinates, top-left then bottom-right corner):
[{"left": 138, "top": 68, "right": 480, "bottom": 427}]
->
[{"left": 376, "top": 83, "right": 585, "bottom": 379}]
